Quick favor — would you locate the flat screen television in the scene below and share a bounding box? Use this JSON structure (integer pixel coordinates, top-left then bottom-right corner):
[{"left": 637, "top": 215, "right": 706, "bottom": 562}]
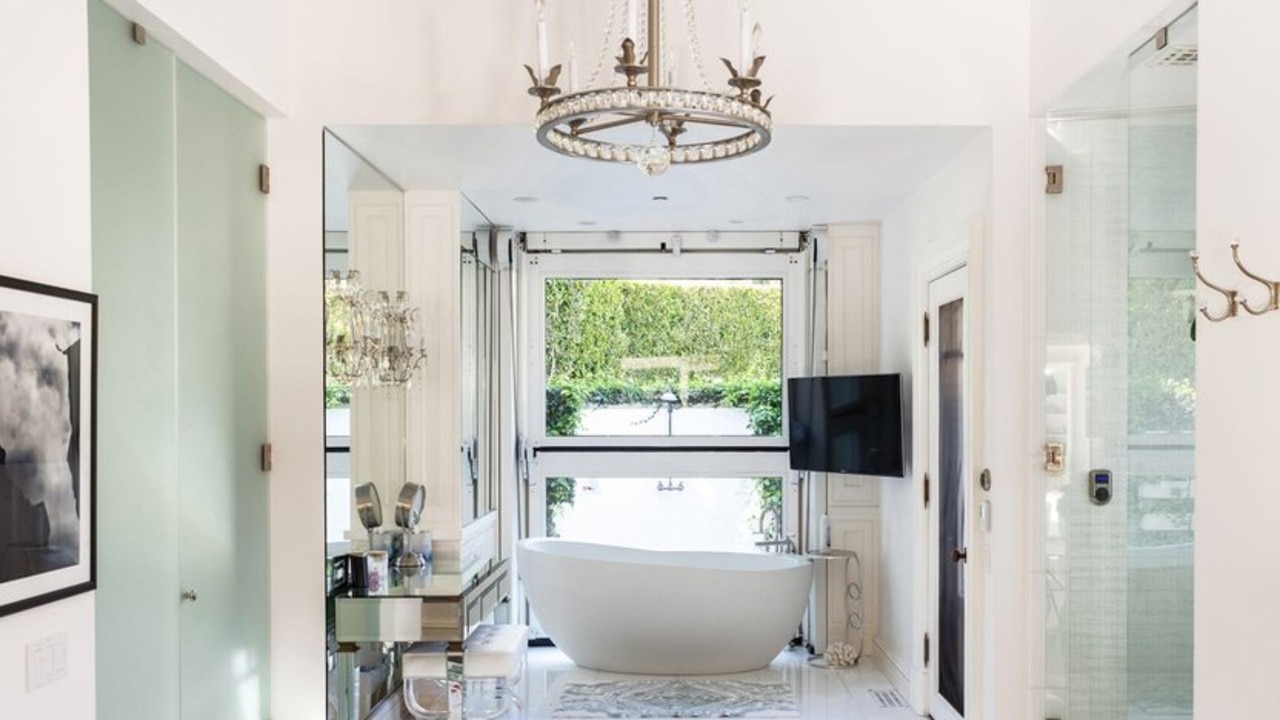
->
[{"left": 787, "top": 374, "right": 905, "bottom": 477}]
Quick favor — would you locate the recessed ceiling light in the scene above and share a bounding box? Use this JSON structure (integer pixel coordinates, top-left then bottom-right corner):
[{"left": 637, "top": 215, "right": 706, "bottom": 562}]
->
[
  {"left": 728, "top": 219, "right": 744, "bottom": 225},
  {"left": 652, "top": 195, "right": 669, "bottom": 202},
  {"left": 785, "top": 194, "right": 811, "bottom": 202},
  {"left": 578, "top": 220, "right": 598, "bottom": 226},
  {"left": 513, "top": 196, "right": 539, "bottom": 203}
]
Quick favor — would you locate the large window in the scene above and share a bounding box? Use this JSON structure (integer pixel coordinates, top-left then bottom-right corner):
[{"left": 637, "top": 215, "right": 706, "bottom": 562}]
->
[
  {"left": 528, "top": 252, "right": 805, "bottom": 449},
  {"left": 523, "top": 249, "right": 808, "bottom": 548}
]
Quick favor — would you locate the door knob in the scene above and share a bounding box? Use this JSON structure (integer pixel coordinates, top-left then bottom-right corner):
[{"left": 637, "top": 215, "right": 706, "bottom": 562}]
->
[
  {"left": 951, "top": 548, "right": 968, "bottom": 563},
  {"left": 181, "top": 589, "right": 198, "bottom": 603}
]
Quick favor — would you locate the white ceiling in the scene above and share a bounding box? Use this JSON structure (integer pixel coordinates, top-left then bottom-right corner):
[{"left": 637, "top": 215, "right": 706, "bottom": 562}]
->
[{"left": 329, "top": 124, "right": 985, "bottom": 233}]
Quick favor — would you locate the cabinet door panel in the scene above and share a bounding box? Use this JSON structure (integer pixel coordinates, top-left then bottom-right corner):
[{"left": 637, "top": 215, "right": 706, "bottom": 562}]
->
[
  {"left": 827, "top": 514, "right": 878, "bottom": 652},
  {"left": 829, "top": 473, "right": 879, "bottom": 506}
]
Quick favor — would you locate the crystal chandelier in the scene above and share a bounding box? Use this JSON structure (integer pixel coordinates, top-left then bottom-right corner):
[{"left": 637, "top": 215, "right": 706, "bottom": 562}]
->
[
  {"left": 525, "top": 0, "right": 772, "bottom": 176},
  {"left": 325, "top": 270, "right": 427, "bottom": 387}
]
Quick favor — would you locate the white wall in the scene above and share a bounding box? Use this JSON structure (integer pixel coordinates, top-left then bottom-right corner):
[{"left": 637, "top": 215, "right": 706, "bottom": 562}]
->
[
  {"left": 878, "top": 133, "right": 992, "bottom": 691},
  {"left": 1195, "top": 3, "right": 1280, "bottom": 716},
  {"left": 1030, "top": 0, "right": 1181, "bottom": 115},
  {"left": 284, "top": 0, "right": 1038, "bottom": 126},
  {"left": 101, "top": 0, "right": 288, "bottom": 115},
  {"left": 0, "top": 1, "right": 95, "bottom": 717}
]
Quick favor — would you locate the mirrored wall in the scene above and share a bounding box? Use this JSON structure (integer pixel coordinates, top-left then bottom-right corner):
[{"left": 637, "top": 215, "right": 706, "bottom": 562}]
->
[
  {"left": 322, "top": 130, "right": 504, "bottom": 720},
  {"left": 323, "top": 131, "right": 405, "bottom": 555}
]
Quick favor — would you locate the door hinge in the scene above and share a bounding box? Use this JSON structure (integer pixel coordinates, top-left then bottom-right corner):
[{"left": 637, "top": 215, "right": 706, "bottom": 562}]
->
[
  {"left": 1046, "top": 164, "right": 1064, "bottom": 194},
  {"left": 258, "top": 164, "right": 271, "bottom": 194},
  {"left": 924, "top": 633, "right": 930, "bottom": 668},
  {"left": 131, "top": 22, "right": 147, "bottom": 46},
  {"left": 261, "top": 443, "right": 273, "bottom": 472},
  {"left": 923, "top": 312, "right": 931, "bottom": 347},
  {"left": 923, "top": 472, "right": 930, "bottom": 508}
]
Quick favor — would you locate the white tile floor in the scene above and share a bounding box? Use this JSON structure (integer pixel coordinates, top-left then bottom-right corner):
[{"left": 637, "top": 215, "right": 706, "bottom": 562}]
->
[{"left": 511, "top": 645, "right": 918, "bottom": 719}]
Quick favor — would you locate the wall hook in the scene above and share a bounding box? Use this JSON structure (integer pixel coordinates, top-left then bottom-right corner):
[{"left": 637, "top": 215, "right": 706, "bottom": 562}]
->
[
  {"left": 1189, "top": 250, "right": 1239, "bottom": 322},
  {"left": 1229, "top": 241, "right": 1280, "bottom": 315}
]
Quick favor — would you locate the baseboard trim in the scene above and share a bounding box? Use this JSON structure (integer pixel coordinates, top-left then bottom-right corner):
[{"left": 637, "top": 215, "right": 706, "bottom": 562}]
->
[{"left": 871, "top": 637, "right": 911, "bottom": 698}]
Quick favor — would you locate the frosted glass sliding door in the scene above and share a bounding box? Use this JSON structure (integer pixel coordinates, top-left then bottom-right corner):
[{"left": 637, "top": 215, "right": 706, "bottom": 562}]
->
[
  {"left": 174, "top": 62, "right": 269, "bottom": 720},
  {"left": 90, "top": 2, "right": 269, "bottom": 718},
  {"left": 90, "top": 2, "right": 180, "bottom": 719}
]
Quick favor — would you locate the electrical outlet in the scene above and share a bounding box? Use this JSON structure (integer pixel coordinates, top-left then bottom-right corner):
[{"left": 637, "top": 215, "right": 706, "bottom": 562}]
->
[{"left": 25, "top": 632, "right": 68, "bottom": 692}]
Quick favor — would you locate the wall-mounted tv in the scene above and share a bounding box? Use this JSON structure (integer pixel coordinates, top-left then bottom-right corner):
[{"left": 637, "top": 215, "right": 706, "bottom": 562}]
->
[{"left": 787, "top": 374, "right": 905, "bottom": 477}]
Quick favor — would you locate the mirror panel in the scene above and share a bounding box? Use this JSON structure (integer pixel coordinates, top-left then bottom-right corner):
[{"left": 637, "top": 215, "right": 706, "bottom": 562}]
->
[
  {"left": 460, "top": 195, "right": 499, "bottom": 526},
  {"left": 323, "top": 130, "right": 405, "bottom": 553}
]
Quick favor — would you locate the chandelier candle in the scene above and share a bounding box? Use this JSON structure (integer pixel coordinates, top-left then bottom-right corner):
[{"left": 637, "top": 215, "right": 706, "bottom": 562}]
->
[{"left": 536, "top": 0, "right": 549, "bottom": 79}]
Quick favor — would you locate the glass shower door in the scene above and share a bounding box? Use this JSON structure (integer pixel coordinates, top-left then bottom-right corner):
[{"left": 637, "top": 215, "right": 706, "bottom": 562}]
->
[{"left": 1042, "top": 6, "right": 1196, "bottom": 719}]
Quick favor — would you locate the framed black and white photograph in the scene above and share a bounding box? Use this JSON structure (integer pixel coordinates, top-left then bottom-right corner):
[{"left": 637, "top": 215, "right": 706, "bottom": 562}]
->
[{"left": 0, "top": 275, "right": 96, "bottom": 617}]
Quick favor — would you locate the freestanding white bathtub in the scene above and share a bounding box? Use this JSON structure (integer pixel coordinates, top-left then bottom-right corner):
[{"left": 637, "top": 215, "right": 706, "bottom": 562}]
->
[{"left": 517, "top": 538, "right": 813, "bottom": 674}]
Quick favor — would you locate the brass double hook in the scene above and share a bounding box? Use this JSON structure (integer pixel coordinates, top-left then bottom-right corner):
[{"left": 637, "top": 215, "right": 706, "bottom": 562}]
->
[{"left": 1189, "top": 242, "right": 1280, "bottom": 322}]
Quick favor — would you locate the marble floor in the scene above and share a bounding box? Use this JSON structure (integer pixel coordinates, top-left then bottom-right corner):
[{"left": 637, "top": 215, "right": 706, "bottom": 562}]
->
[{"left": 510, "top": 645, "right": 918, "bottom": 719}]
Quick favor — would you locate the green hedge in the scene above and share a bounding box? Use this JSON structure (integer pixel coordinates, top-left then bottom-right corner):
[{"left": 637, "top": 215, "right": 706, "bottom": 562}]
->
[
  {"left": 545, "top": 279, "right": 782, "bottom": 384},
  {"left": 543, "top": 278, "right": 785, "bottom": 436},
  {"left": 325, "top": 382, "right": 351, "bottom": 409}
]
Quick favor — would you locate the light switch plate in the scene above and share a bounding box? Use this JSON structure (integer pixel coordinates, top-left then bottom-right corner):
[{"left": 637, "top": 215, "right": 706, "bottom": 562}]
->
[{"left": 26, "top": 632, "right": 68, "bottom": 692}]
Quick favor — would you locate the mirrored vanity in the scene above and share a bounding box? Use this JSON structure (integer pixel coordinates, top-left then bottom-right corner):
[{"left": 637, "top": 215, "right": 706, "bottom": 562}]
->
[{"left": 323, "top": 130, "right": 510, "bottom": 720}]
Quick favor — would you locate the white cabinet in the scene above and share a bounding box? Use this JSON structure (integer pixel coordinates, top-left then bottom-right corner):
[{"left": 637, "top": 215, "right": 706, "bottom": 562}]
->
[
  {"left": 402, "top": 191, "right": 499, "bottom": 578},
  {"left": 825, "top": 509, "right": 879, "bottom": 652},
  {"left": 819, "top": 223, "right": 882, "bottom": 655}
]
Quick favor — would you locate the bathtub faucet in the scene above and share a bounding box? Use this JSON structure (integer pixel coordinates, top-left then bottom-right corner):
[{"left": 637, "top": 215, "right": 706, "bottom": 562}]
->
[
  {"left": 754, "top": 537, "right": 796, "bottom": 554},
  {"left": 757, "top": 505, "right": 782, "bottom": 542}
]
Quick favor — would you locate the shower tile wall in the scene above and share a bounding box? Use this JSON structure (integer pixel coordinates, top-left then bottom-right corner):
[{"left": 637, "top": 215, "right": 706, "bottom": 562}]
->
[{"left": 1125, "top": 119, "right": 1195, "bottom": 719}]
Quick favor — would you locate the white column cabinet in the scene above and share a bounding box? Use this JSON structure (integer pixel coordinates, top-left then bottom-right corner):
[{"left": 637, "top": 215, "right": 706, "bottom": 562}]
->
[
  {"left": 822, "top": 223, "right": 882, "bottom": 654},
  {"left": 402, "top": 192, "right": 499, "bottom": 578}
]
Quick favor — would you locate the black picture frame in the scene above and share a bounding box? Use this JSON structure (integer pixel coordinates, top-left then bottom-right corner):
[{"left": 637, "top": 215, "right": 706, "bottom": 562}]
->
[{"left": 0, "top": 274, "right": 97, "bottom": 617}]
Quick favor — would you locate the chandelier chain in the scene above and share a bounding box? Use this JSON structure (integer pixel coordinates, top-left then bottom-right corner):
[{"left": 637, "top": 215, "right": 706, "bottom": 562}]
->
[
  {"left": 661, "top": 0, "right": 670, "bottom": 83},
  {"left": 586, "top": 0, "right": 623, "bottom": 89},
  {"left": 639, "top": 0, "right": 648, "bottom": 51},
  {"left": 681, "top": 0, "right": 714, "bottom": 91}
]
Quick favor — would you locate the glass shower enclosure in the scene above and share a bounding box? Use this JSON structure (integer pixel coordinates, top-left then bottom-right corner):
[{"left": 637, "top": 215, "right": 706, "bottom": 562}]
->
[{"left": 1041, "top": 5, "right": 1197, "bottom": 719}]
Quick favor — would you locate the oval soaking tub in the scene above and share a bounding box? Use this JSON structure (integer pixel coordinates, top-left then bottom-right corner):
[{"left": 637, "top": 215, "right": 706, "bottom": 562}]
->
[{"left": 517, "top": 538, "right": 813, "bottom": 674}]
